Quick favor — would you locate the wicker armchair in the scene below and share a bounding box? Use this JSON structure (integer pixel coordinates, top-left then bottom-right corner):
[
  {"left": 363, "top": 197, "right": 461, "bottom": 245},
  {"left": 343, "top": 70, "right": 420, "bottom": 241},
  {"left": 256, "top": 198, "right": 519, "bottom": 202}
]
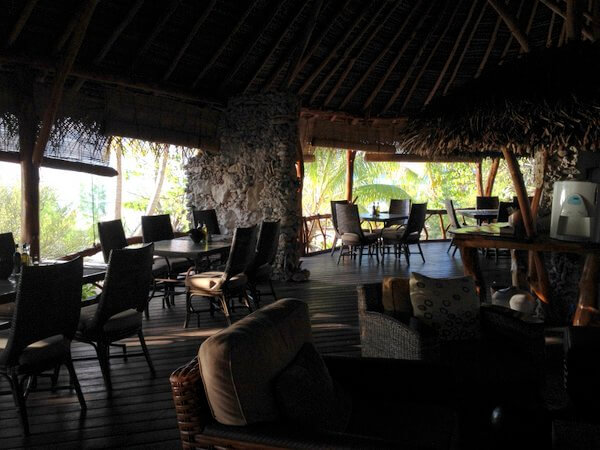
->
[{"left": 357, "top": 281, "right": 546, "bottom": 385}]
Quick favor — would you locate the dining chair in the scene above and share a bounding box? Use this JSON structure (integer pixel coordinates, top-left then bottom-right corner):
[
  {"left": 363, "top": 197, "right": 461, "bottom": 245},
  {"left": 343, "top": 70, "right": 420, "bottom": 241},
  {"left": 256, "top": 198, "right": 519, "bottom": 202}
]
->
[
  {"left": 381, "top": 203, "right": 428, "bottom": 264},
  {"left": 246, "top": 220, "right": 281, "bottom": 307},
  {"left": 444, "top": 199, "right": 461, "bottom": 257},
  {"left": 75, "top": 244, "right": 155, "bottom": 393},
  {"left": 492, "top": 201, "right": 515, "bottom": 263},
  {"left": 184, "top": 226, "right": 257, "bottom": 328},
  {"left": 388, "top": 199, "right": 410, "bottom": 225},
  {"left": 476, "top": 196, "right": 500, "bottom": 210},
  {"left": 0, "top": 232, "right": 16, "bottom": 320},
  {"left": 330, "top": 200, "right": 349, "bottom": 257},
  {"left": 0, "top": 257, "right": 86, "bottom": 435},
  {"left": 98, "top": 219, "right": 173, "bottom": 317},
  {"left": 335, "top": 203, "right": 379, "bottom": 266},
  {"left": 140, "top": 214, "right": 191, "bottom": 307},
  {"left": 192, "top": 209, "right": 221, "bottom": 235}
]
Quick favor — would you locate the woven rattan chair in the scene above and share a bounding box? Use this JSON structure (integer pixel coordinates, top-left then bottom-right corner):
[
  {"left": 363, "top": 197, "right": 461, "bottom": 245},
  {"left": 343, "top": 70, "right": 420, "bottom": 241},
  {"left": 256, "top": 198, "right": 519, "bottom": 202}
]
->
[
  {"left": 335, "top": 203, "right": 379, "bottom": 265},
  {"left": 444, "top": 199, "right": 461, "bottom": 257},
  {"left": 329, "top": 199, "right": 349, "bottom": 257},
  {"left": 246, "top": 220, "right": 280, "bottom": 307},
  {"left": 184, "top": 226, "right": 257, "bottom": 328},
  {"left": 476, "top": 196, "right": 500, "bottom": 210},
  {"left": 75, "top": 244, "right": 155, "bottom": 392},
  {"left": 0, "top": 257, "right": 86, "bottom": 435},
  {"left": 381, "top": 203, "right": 427, "bottom": 264},
  {"left": 192, "top": 209, "right": 221, "bottom": 235},
  {"left": 0, "top": 232, "right": 16, "bottom": 320},
  {"left": 388, "top": 199, "right": 410, "bottom": 225}
]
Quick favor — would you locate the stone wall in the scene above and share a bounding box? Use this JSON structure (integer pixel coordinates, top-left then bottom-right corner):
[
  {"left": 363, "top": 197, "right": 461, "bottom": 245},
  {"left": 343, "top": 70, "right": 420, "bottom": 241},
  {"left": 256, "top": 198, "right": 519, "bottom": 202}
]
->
[{"left": 185, "top": 92, "right": 302, "bottom": 279}]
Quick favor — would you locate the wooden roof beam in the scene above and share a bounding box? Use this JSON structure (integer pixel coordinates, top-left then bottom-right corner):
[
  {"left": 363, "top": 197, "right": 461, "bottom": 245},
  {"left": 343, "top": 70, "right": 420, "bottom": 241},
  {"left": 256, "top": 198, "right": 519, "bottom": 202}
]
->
[
  {"left": 31, "top": 0, "right": 98, "bottom": 167},
  {"left": 313, "top": 1, "right": 389, "bottom": 105},
  {"left": 475, "top": 6, "right": 502, "bottom": 78},
  {"left": 444, "top": 2, "right": 487, "bottom": 95},
  {"left": 520, "top": 1, "right": 539, "bottom": 53},
  {"left": 243, "top": 1, "right": 307, "bottom": 93},
  {"left": 487, "top": 0, "right": 531, "bottom": 52},
  {"left": 364, "top": 153, "right": 485, "bottom": 163},
  {"left": 0, "top": 150, "right": 118, "bottom": 177},
  {"left": 312, "top": 138, "right": 396, "bottom": 153},
  {"left": 162, "top": 0, "right": 217, "bottom": 81},
  {"left": 362, "top": 1, "right": 434, "bottom": 112},
  {"left": 425, "top": 0, "right": 479, "bottom": 106},
  {"left": 540, "top": 0, "right": 594, "bottom": 40},
  {"left": 192, "top": 2, "right": 256, "bottom": 88},
  {"left": 324, "top": 1, "right": 399, "bottom": 107},
  {"left": 5, "top": 0, "right": 38, "bottom": 48},
  {"left": 130, "top": 0, "right": 181, "bottom": 71},
  {"left": 339, "top": 0, "right": 422, "bottom": 110},
  {"left": 298, "top": 2, "right": 371, "bottom": 96},
  {"left": 566, "top": 0, "right": 584, "bottom": 41}
]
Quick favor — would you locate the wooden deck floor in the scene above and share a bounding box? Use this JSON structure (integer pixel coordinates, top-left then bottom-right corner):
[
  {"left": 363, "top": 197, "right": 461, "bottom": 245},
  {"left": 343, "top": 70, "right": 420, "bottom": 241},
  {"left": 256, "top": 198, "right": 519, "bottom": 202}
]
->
[{"left": 0, "top": 242, "right": 512, "bottom": 449}]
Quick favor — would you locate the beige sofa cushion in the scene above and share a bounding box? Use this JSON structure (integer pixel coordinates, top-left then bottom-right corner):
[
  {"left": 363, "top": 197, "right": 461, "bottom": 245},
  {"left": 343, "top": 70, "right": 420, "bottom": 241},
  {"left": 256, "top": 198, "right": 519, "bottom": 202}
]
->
[
  {"left": 198, "top": 298, "right": 312, "bottom": 426},
  {"left": 410, "top": 272, "right": 480, "bottom": 341},
  {"left": 382, "top": 277, "right": 413, "bottom": 319}
]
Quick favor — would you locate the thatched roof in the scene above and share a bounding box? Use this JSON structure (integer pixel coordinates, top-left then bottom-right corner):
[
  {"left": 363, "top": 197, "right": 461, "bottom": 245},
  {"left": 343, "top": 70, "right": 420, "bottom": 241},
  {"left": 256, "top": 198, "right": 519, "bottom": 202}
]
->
[{"left": 0, "top": 0, "right": 598, "bottom": 159}]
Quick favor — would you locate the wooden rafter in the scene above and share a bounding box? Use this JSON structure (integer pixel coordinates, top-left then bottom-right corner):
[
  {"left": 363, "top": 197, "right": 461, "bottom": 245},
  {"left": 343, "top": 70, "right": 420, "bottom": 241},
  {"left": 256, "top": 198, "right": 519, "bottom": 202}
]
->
[
  {"left": 566, "top": 0, "right": 584, "bottom": 40},
  {"left": 243, "top": 1, "right": 307, "bottom": 93},
  {"left": 340, "top": 0, "right": 422, "bottom": 110},
  {"left": 162, "top": 0, "right": 217, "bottom": 81},
  {"left": 52, "top": 3, "right": 85, "bottom": 54},
  {"left": 520, "top": 1, "right": 539, "bottom": 54},
  {"left": 0, "top": 53, "right": 223, "bottom": 106},
  {"left": 192, "top": 2, "right": 256, "bottom": 88},
  {"left": 285, "top": 0, "right": 352, "bottom": 89},
  {"left": 487, "top": 0, "right": 531, "bottom": 52},
  {"left": 363, "top": 1, "right": 434, "bottom": 111},
  {"left": 499, "top": 0, "right": 525, "bottom": 62},
  {"left": 130, "top": 0, "right": 180, "bottom": 71},
  {"left": 444, "top": 2, "right": 487, "bottom": 95},
  {"left": 72, "top": 0, "right": 145, "bottom": 93},
  {"left": 475, "top": 8, "right": 502, "bottom": 78},
  {"left": 324, "top": 1, "right": 399, "bottom": 107},
  {"left": 282, "top": 0, "right": 324, "bottom": 90},
  {"left": 546, "top": 10, "right": 557, "bottom": 46},
  {"left": 364, "top": 153, "right": 484, "bottom": 163},
  {"left": 397, "top": 0, "right": 464, "bottom": 114},
  {"left": 538, "top": 0, "right": 594, "bottom": 40},
  {"left": 31, "top": 0, "right": 98, "bottom": 167},
  {"left": 425, "top": 0, "right": 479, "bottom": 106},
  {"left": 219, "top": 0, "right": 288, "bottom": 90},
  {"left": 5, "top": 0, "right": 38, "bottom": 48},
  {"left": 298, "top": 3, "right": 371, "bottom": 96}
]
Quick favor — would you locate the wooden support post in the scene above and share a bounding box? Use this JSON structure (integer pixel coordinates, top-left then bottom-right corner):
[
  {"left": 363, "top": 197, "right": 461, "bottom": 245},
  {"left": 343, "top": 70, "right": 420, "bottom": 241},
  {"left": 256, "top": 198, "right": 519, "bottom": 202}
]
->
[
  {"left": 566, "top": 0, "right": 583, "bottom": 41},
  {"left": 484, "top": 158, "right": 500, "bottom": 196},
  {"left": 459, "top": 245, "right": 486, "bottom": 302},
  {"left": 475, "top": 162, "right": 484, "bottom": 196},
  {"left": 502, "top": 148, "right": 535, "bottom": 237},
  {"left": 31, "top": 0, "right": 98, "bottom": 167},
  {"left": 487, "top": 0, "right": 531, "bottom": 52},
  {"left": 573, "top": 254, "right": 600, "bottom": 326},
  {"left": 345, "top": 150, "right": 356, "bottom": 203}
]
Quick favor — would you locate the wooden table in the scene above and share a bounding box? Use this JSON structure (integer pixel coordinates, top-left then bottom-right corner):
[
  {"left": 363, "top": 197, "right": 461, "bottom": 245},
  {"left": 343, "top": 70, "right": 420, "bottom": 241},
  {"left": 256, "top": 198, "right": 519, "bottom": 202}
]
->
[
  {"left": 459, "top": 209, "right": 498, "bottom": 224},
  {"left": 451, "top": 224, "right": 600, "bottom": 325},
  {"left": 151, "top": 236, "right": 231, "bottom": 263},
  {"left": 0, "top": 264, "right": 107, "bottom": 305},
  {"left": 359, "top": 213, "right": 408, "bottom": 228}
]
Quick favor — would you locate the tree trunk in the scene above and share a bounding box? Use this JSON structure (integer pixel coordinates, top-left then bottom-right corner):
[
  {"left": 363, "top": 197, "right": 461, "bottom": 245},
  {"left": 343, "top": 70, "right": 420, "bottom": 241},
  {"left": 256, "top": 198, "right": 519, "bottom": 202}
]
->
[
  {"left": 145, "top": 144, "right": 169, "bottom": 216},
  {"left": 113, "top": 137, "right": 123, "bottom": 219}
]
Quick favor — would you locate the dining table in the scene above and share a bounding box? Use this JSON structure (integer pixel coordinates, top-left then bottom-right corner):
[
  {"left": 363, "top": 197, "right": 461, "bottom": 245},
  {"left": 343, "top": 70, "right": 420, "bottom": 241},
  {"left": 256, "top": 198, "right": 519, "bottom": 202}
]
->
[
  {"left": 359, "top": 212, "right": 408, "bottom": 228},
  {"left": 459, "top": 208, "right": 499, "bottom": 225}
]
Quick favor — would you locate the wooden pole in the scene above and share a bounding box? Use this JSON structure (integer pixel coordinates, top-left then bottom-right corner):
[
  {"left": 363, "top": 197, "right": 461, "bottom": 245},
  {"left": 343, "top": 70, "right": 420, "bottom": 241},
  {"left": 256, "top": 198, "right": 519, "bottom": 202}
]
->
[
  {"left": 487, "top": 0, "right": 531, "bottom": 52},
  {"left": 475, "top": 162, "right": 484, "bottom": 196},
  {"left": 31, "top": 0, "right": 98, "bottom": 167},
  {"left": 5, "top": 0, "right": 38, "bottom": 48},
  {"left": 484, "top": 158, "right": 500, "bottom": 196},
  {"left": 345, "top": 150, "right": 356, "bottom": 203},
  {"left": 502, "top": 148, "right": 535, "bottom": 237},
  {"left": 573, "top": 254, "right": 600, "bottom": 326},
  {"left": 566, "top": 0, "right": 583, "bottom": 41}
]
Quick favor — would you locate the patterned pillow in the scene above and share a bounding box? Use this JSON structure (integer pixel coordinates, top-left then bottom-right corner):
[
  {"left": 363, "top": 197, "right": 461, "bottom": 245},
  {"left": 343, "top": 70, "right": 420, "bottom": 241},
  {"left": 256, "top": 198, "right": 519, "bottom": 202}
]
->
[{"left": 409, "top": 272, "right": 480, "bottom": 341}]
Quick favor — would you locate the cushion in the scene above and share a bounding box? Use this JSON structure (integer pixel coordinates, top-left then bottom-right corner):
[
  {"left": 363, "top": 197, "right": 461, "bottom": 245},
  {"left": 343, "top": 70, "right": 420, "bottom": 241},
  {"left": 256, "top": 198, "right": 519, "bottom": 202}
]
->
[
  {"left": 78, "top": 305, "right": 142, "bottom": 338},
  {"left": 0, "top": 333, "right": 69, "bottom": 372},
  {"left": 381, "top": 277, "right": 412, "bottom": 321},
  {"left": 381, "top": 226, "right": 406, "bottom": 240},
  {"left": 274, "top": 343, "right": 351, "bottom": 432},
  {"left": 186, "top": 271, "right": 247, "bottom": 292},
  {"left": 0, "top": 302, "right": 15, "bottom": 320},
  {"left": 198, "top": 298, "right": 312, "bottom": 426},
  {"left": 409, "top": 272, "right": 480, "bottom": 341}
]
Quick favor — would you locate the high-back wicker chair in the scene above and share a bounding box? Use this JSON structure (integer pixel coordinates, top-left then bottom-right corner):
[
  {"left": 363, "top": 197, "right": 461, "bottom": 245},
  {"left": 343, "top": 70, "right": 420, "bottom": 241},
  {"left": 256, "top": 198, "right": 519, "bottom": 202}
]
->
[
  {"left": 444, "top": 199, "right": 461, "bottom": 256},
  {"left": 75, "top": 244, "right": 155, "bottom": 392},
  {"left": 246, "top": 220, "right": 281, "bottom": 306},
  {"left": 388, "top": 199, "right": 410, "bottom": 225},
  {"left": 0, "top": 232, "right": 16, "bottom": 318},
  {"left": 141, "top": 214, "right": 175, "bottom": 243},
  {"left": 329, "top": 199, "right": 349, "bottom": 257},
  {"left": 192, "top": 209, "right": 221, "bottom": 235},
  {"left": 184, "top": 226, "right": 257, "bottom": 328},
  {"left": 335, "top": 203, "right": 379, "bottom": 266},
  {"left": 382, "top": 203, "right": 427, "bottom": 264},
  {"left": 0, "top": 257, "right": 86, "bottom": 435},
  {"left": 497, "top": 201, "right": 513, "bottom": 222},
  {"left": 98, "top": 219, "right": 128, "bottom": 263},
  {"left": 476, "top": 196, "right": 499, "bottom": 210}
]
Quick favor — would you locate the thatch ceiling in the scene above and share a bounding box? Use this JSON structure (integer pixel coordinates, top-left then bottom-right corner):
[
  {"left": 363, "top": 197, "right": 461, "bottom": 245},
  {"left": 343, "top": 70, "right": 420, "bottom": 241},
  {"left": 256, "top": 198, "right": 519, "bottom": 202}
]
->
[{"left": 1, "top": 0, "right": 593, "bottom": 119}]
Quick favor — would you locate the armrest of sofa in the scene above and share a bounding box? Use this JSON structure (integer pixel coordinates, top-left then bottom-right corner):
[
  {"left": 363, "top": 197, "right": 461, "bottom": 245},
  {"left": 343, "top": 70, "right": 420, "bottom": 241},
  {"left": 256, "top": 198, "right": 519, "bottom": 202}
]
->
[
  {"left": 323, "top": 355, "right": 456, "bottom": 407},
  {"left": 479, "top": 304, "right": 545, "bottom": 361},
  {"left": 359, "top": 310, "right": 440, "bottom": 361}
]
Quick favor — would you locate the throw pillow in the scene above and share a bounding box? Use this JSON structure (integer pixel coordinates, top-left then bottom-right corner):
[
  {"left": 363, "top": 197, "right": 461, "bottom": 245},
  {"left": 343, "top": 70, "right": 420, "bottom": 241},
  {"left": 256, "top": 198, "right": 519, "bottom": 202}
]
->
[
  {"left": 274, "top": 343, "right": 352, "bottom": 432},
  {"left": 382, "top": 277, "right": 413, "bottom": 321},
  {"left": 409, "top": 272, "right": 480, "bottom": 341}
]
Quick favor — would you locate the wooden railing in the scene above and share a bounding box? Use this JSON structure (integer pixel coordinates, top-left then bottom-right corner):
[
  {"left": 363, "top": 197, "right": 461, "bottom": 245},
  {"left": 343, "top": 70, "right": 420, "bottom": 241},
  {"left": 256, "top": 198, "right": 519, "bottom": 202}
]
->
[{"left": 301, "top": 209, "right": 451, "bottom": 255}]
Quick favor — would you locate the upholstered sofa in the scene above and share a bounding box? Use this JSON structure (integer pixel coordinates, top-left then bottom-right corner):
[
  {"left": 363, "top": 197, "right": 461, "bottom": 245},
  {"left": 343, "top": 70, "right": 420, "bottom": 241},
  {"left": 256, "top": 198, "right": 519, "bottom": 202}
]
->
[{"left": 171, "top": 298, "right": 460, "bottom": 449}]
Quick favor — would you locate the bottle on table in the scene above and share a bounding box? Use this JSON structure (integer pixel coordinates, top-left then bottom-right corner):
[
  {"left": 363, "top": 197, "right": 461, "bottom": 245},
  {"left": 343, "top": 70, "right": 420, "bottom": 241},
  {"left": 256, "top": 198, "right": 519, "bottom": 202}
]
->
[
  {"left": 21, "top": 243, "right": 31, "bottom": 267},
  {"left": 372, "top": 203, "right": 377, "bottom": 216},
  {"left": 375, "top": 202, "right": 380, "bottom": 215},
  {"left": 13, "top": 244, "right": 21, "bottom": 275}
]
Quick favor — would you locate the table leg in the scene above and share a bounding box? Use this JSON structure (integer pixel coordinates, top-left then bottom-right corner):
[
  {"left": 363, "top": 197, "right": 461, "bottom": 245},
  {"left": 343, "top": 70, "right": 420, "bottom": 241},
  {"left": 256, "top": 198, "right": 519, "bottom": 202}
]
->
[
  {"left": 438, "top": 213, "right": 446, "bottom": 240},
  {"left": 573, "top": 254, "right": 600, "bottom": 326},
  {"left": 459, "top": 245, "right": 486, "bottom": 302}
]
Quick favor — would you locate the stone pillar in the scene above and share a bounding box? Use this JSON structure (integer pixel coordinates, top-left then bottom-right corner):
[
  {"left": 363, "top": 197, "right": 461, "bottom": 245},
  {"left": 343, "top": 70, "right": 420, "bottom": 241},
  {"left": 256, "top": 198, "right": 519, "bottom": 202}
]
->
[{"left": 185, "top": 92, "right": 302, "bottom": 280}]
